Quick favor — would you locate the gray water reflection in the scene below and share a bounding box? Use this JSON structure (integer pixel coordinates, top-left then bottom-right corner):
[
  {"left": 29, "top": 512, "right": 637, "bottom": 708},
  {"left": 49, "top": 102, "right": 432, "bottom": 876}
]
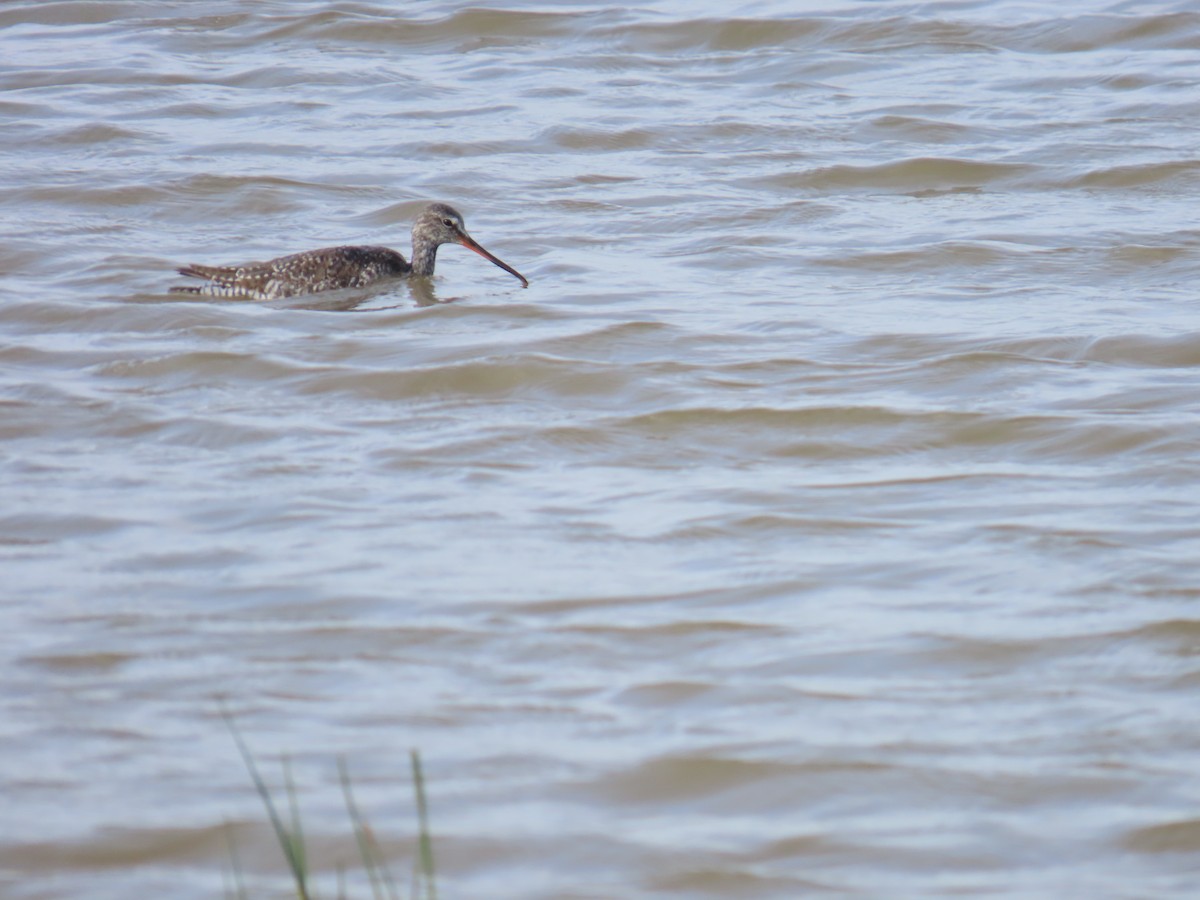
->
[{"left": 2, "top": 1, "right": 1200, "bottom": 897}]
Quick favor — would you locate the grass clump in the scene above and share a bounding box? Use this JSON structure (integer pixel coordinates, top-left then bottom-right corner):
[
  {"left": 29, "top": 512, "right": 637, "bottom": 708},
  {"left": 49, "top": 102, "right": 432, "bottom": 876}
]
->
[{"left": 222, "top": 710, "right": 436, "bottom": 900}]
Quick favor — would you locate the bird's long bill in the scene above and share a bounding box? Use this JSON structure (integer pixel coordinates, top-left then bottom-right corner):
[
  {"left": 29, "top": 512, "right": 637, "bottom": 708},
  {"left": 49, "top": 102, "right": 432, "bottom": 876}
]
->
[{"left": 458, "top": 233, "right": 529, "bottom": 287}]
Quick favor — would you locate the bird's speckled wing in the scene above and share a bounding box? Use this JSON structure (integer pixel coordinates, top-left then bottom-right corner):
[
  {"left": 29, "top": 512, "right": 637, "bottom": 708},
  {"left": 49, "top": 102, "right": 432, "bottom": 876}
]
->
[{"left": 172, "top": 246, "right": 410, "bottom": 300}]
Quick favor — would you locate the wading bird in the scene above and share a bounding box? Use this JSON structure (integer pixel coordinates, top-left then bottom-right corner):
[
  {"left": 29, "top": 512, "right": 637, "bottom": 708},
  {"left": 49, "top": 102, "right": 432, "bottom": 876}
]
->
[{"left": 172, "top": 202, "right": 528, "bottom": 300}]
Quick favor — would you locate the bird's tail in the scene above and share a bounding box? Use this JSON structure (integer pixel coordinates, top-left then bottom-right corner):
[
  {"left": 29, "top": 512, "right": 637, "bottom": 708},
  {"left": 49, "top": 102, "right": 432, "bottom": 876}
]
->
[
  {"left": 170, "top": 264, "right": 271, "bottom": 299},
  {"left": 176, "top": 264, "right": 230, "bottom": 281},
  {"left": 170, "top": 267, "right": 208, "bottom": 294}
]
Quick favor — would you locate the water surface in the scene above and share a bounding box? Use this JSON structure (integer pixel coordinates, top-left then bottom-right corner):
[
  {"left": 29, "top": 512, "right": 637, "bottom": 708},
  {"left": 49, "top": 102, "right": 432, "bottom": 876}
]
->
[{"left": 2, "top": 1, "right": 1200, "bottom": 897}]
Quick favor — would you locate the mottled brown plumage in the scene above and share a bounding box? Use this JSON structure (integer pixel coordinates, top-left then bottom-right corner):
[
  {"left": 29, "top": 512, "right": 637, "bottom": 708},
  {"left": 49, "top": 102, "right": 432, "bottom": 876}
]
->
[{"left": 171, "top": 202, "right": 528, "bottom": 300}]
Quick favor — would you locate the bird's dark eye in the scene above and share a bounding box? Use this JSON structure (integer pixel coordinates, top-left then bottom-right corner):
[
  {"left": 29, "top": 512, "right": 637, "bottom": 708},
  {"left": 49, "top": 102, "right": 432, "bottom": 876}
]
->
[{"left": 442, "top": 218, "right": 455, "bottom": 228}]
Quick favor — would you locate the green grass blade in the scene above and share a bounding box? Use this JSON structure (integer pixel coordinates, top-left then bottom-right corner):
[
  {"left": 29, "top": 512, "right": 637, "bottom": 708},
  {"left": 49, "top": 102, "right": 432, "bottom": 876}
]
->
[
  {"left": 224, "top": 820, "right": 248, "bottom": 900},
  {"left": 283, "top": 756, "right": 309, "bottom": 889},
  {"left": 338, "top": 758, "right": 401, "bottom": 900},
  {"left": 222, "top": 709, "right": 311, "bottom": 900},
  {"left": 410, "top": 750, "right": 437, "bottom": 900}
]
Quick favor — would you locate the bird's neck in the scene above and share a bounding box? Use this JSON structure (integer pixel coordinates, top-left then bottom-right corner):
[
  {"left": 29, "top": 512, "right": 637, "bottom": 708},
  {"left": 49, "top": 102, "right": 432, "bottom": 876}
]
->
[{"left": 410, "top": 239, "right": 439, "bottom": 277}]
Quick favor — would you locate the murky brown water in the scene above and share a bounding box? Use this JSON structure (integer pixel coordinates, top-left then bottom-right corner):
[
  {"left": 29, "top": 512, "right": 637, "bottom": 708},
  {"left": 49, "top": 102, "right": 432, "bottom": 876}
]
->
[{"left": 3, "top": 1, "right": 1200, "bottom": 896}]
